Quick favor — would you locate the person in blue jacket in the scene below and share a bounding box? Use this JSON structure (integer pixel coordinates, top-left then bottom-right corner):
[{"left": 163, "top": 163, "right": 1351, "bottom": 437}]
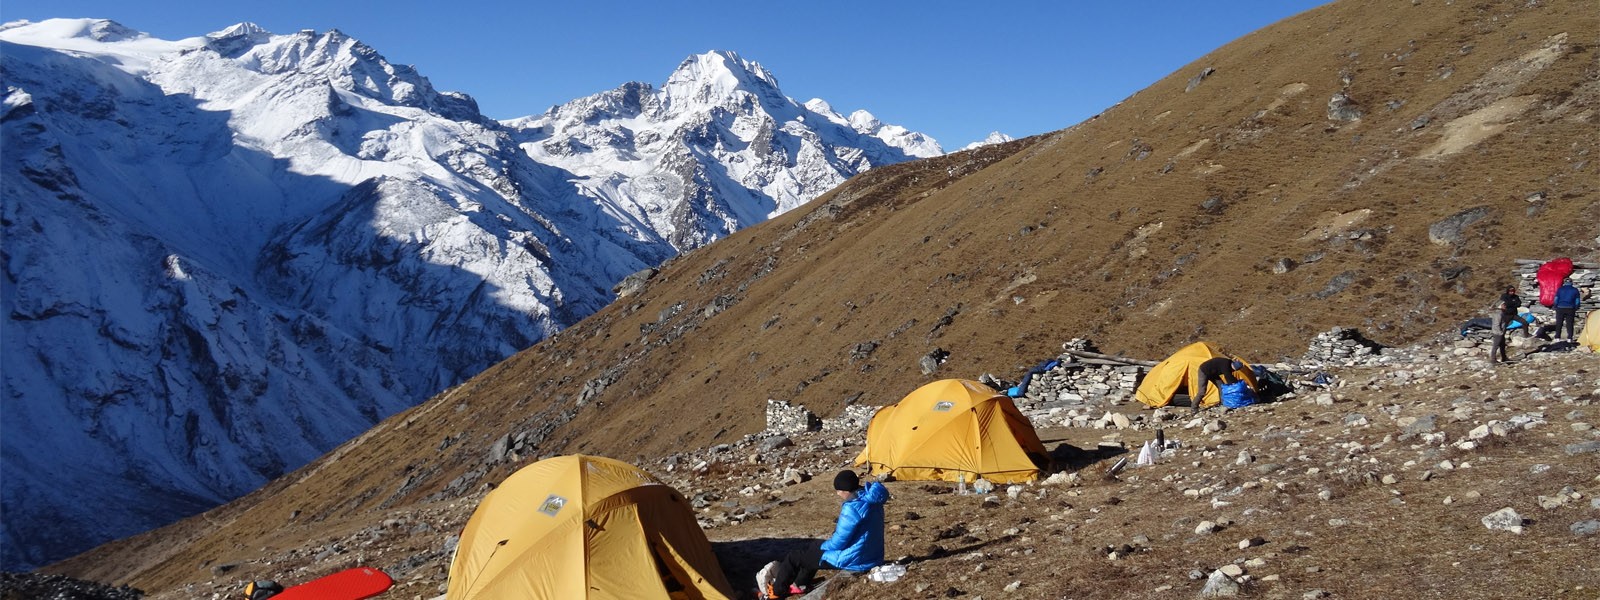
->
[
  {"left": 763, "top": 470, "right": 889, "bottom": 598},
  {"left": 1553, "top": 277, "right": 1586, "bottom": 342}
]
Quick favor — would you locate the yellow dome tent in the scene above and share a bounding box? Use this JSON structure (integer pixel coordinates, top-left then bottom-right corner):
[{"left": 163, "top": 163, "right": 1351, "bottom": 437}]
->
[
  {"left": 1134, "top": 341, "right": 1258, "bottom": 409},
  {"left": 446, "top": 455, "right": 734, "bottom": 600},
  {"left": 853, "top": 379, "right": 1050, "bottom": 484},
  {"left": 1578, "top": 311, "right": 1600, "bottom": 351}
]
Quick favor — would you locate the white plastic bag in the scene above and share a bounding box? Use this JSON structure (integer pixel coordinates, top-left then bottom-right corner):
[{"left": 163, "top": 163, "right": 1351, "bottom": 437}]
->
[
  {"left": 869, "top": 563, "right": 907, "bottom": 582},
  {"left": 1136, "top": 440, "right": 1155, "bottom": 465},
  {"left": 755, "top": 560, "right": 779, "bottom": 596}
]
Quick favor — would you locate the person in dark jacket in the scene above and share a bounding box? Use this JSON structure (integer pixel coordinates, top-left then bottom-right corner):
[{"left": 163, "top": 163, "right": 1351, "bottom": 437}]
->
[
  {"left": 1490, "top": 286, "right": 1522, "bottom": 363},
  {"left": 1553, "top": 278, "right": 1585, "bottom": 342},
  {"left": 762, "top": 470, "right": 889, "bottom": 599},
  {"left": 1193, "top": 356, "right": 1244, "bottom": 412}
]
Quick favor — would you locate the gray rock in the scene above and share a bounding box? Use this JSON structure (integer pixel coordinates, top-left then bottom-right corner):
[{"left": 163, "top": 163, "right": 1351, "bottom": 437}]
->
[
  {"left": 487, "top": 433, "right": 512, "bottom": 463},
  {"left": 612, "top": 267, "right": 658, "bottom": 297},
  {"left": 1327, "top": 92, "right": 1363, "bottom": 121},
  {"left": 1200, "top": 570, "right": 1241, "bottom": 597},
  {"left": 1253, "top": 463, "right": 1284, "bottom": 475},
  {"left": 1564, "top": 441, "right": 1600, "bottom": 456},
  {"left": 1481, "top": 507, "right": 1526, "bottom": 534},
  {"left": 1185, "top": 67, "right": 1216, "bottom": 93},
  {"left": 1571, "top": 520, "right": 1600, "bottom": 537},
  {"left": 1428, "top": 206, "right": 1490, "bottom": 245},
  {"left": 1402, "top": 414, "right": 1438, "bottom": 435},
  {"left": 759, "top": 436, "right": 794, "bottom": 451},
  {"left": 920, "top": 348, "right": 950, "bottom": 375}
]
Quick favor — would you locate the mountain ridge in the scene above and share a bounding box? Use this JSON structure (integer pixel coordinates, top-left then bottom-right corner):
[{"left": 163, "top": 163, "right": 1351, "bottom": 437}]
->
[{"left": 0, "top": 18, "right": 944, "bottom": 569}]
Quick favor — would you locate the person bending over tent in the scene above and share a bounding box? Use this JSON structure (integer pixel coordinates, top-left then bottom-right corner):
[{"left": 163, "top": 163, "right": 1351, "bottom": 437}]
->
[
  {"left": 1195, "top": 356, "right": 1246, "bottom": 412},
  {"left": 759, "top": 471, "right": 889, "bottom": 599}
]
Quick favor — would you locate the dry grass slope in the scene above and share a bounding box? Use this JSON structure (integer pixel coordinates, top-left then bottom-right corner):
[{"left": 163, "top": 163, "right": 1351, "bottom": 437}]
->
[{"left": 49, "top": 0, "right": 1599, "bottom": 597}]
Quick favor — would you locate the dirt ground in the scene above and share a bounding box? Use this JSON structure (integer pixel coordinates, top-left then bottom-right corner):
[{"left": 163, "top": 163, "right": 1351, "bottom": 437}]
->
[{"left": 107, "top": 334, "right": 1598, "bottom": 600}]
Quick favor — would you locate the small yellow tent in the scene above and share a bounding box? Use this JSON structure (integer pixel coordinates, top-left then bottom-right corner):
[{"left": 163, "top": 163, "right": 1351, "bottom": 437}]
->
[
  {"left": 854, "top": 379, "right": 1050, "bottom": 484},
  {"left": 1134, "top": 341, "right": 1259, "bottom": 409},
  {"left": 446, "top": 455, "right": 734, "bottom": 600},
  {"left": 1578, "top": 311, "right": 1600, "bottom": 351}
]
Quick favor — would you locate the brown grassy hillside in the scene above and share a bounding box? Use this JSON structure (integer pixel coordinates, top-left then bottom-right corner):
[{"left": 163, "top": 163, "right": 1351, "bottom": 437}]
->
[{"left": 52, "top": 0, "right": 1598, "bottom": 595}]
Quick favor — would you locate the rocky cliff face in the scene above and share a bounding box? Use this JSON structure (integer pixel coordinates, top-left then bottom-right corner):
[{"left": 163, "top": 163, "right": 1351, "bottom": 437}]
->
[{"left": 0, "top": 19, "right": 941, "bottom": 569}]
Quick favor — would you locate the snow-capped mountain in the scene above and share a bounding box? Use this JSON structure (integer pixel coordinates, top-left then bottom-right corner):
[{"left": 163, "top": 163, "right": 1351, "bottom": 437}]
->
[
  {"left": 503, "top": 50, "right": 941, "bottom": 249},
  {"left": 0, "top": 19, "right": 942, "bottom": 569},
  {"left": 962, "top": 131, "right": 1015, "bottom": 151}
]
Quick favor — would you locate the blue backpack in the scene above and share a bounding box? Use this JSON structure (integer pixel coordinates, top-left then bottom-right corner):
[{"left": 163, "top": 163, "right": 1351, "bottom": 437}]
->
[{"left": 1219, "top": 380, "right": 1257, "bottom": 408}]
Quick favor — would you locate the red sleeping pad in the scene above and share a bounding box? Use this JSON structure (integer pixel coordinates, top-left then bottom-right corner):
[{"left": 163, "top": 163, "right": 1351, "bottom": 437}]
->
[
  {"left": 1536, "top": 258, "right": 1574, "bottom": 307},
  {"left": 274, "top": 567, "right": 393, "bottom": 600}
]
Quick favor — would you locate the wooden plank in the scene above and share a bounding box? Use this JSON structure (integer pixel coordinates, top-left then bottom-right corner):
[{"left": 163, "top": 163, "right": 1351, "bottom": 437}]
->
[{"left": 1062, "top": 349, "right": 1158, "bottom": 367}]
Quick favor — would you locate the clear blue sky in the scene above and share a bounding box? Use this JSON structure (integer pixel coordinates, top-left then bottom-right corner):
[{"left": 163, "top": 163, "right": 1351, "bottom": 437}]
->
[{"left": 3, "top": 0, "right": 1330, "bottom": 148}]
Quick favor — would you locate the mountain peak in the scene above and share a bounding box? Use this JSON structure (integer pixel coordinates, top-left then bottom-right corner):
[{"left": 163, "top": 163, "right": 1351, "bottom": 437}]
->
[
  {"left": 662, "top": 50, "right": 783, "bottom": 108},
  {"left": 848, "top": 109, "right": 883, "bottom": 133},
  {"left": 81, "top": 19, "right": 141, "bottom": 42},
  {"left": 208, "top": 22, "right": 271, "bottom": 39},
  {"left": 962, "top": 131, "right": 1014, "bottom": 150},
  {"left": 0, "top": 18, "right": 144, "bottom": 43}
]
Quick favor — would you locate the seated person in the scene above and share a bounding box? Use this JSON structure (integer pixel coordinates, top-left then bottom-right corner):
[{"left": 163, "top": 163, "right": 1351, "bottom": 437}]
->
[{"left": 762, "top": 471, "right": 889, "bottom": 599}]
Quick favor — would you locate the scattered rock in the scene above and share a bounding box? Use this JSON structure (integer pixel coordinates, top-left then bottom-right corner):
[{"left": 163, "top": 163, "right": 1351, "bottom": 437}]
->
[
  {"left": 1428, "top": 206, "right": 1490, "bottom": 245},
  {"left": 1565, "top": 441, "right": 1600, "bottom": 456},
  {"left": 0, "top": 573, "right": 143, "bottom": 600},
  {"left": 1482, "top": 507, "right": 1527, "bottom": 534},
  {"left": 1570, "top": 520, "right": 1600, "bottom": 537},
  {"left": 1186, "top": 67, "right": 1216, "bottom": 92},
  {"left": 1200, "top": 570, "right": 1241, "bottom": 597},
  {"left": 1327, "top": 92, "right": 1363, "bottom": 121}
]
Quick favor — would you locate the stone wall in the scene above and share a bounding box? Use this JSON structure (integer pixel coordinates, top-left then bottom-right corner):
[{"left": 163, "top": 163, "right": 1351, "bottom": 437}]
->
[
  {"left": 763, "top": 400, "right": 879, "bottom": 435},
  {"left": 1302, "top": 327, "right": 1385, "bottom": 367},
  {"left": 1005, "top": 339, "right": 1145, "bottom": 410},
  {"left": 764, "top": 399, "right": 819, "bottom": 434},
  {"left": 823, "top": 405, "right": 880, "bottom": 433}
]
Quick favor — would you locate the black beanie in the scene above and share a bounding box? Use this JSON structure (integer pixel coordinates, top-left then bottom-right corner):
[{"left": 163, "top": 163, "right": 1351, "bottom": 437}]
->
[{"left": 833, "top": 470, "right": 860, "bottom": 492}]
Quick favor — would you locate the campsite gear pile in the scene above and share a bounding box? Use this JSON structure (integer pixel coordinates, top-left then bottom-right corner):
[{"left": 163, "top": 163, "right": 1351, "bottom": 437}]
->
[
  {"left": 1452, "top": 257, "right": 1598, "bottom": 352},
  {"left": 1515, "top": 258, "right": 1597, "bottom": 334}
]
